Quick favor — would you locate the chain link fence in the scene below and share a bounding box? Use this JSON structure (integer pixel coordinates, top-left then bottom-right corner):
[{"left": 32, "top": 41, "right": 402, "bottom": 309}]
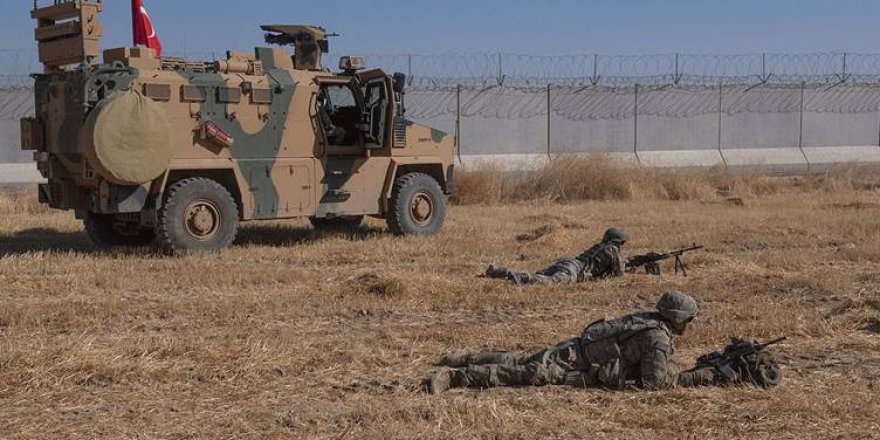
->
[{"left": 3, "top": 50, "right": 880, "bottom": 169}]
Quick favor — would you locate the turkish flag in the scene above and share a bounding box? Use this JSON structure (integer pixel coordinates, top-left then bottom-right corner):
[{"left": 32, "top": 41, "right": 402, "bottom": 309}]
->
[{"left": 131, "top": 0, "right": 162, "bottom": 57}]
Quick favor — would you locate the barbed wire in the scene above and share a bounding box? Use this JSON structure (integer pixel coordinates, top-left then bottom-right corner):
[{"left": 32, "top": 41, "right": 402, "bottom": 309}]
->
[
  {"left": 356, "top": 52, "right": 880, "bottom": 86},
  {"left": 6, "top": 48, "right": 880, "bottom": 122},
  {"left": 405, "top": 82, "right": 880, "bottom": 121},
  {"left": 6, "top": 49, "right": 880, "bottom": 86}
]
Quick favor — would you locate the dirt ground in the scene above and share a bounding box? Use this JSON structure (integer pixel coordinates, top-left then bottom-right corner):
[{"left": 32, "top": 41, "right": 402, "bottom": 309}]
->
[{"left": 0, "top": 187, "right": 878, "bottom": 439}]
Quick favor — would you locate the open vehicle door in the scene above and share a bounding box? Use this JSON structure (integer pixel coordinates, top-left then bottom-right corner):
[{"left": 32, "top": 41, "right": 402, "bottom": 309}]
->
[{"left": 356, "top": 69, "right": 393, "bottom": 149}]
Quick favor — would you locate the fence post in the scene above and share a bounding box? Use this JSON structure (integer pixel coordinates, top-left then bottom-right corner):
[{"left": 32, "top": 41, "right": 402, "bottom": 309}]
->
[
  {"left": 877, "top": 90, "right": 880, "bottom": 147},
  {"left": 633, "top": 83, "right": 641, "bottom": 165},
  {"left": 717, "top": 81, "right": 727, "bottom": 167},
  {"left": 758, "top": 52, "right": 772, "bottom": 83},
  {"left": 590, "top": 54, "right": 600, "bottom": 85},
  {"left": 839, "top": 52, "right": 850, "bottom": 82},
  {"left": 798, "top": 81, "right": 812, "bottom": 171},
  {"left": 673, "top": 53, "right": 682, "bottom": 84},
  {"left": 497, "top": 53, "right": 504, "bottom": 86},
  {"left": 547, "top": 84, "right": 553, "bottom": 161},
  {"left": 455, "top": 84, "right": 462, "bottom": 166}
]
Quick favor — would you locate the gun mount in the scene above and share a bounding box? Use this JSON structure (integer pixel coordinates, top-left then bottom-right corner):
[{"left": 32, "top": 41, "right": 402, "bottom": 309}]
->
[{"left": 262, "top": 24, "right": 332, "bottom": 70}]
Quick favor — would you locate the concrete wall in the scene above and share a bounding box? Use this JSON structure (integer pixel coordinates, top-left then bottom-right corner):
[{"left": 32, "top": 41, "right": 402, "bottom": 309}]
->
[
  {"left": 412, "top": 83, "right": 880, "bottom": 171},
  {"left": 3, "top": 83, "right": 880, "bottom": 182},
  {"left": 0, "top": 87, "right": 32, "bottom": 164}
]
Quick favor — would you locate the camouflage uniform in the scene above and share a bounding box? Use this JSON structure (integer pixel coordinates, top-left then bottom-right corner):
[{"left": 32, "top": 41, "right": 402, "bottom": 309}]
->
[
  {"left": 447, "top": 338, "right": 585, "bottom": 388},
  {"left": 486, "top": 228, "right": 628, "bottom": 285},
  {"left": 427, "top": 292, "right": 713, "bottom": 393}
]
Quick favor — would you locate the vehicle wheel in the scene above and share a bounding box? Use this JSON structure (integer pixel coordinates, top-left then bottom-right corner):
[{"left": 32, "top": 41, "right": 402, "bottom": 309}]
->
[
  {"left": 157, "top": 178, "right": 239, "bottom": 255},
  {"left": 84, "top": 213, "right": 155, "bottom": 248},
  {"left": 386, "top": 172, "right": 446, "bottom": 236},
  {"left": 309, "top": 215, "right": 364, "bottom": 232}
]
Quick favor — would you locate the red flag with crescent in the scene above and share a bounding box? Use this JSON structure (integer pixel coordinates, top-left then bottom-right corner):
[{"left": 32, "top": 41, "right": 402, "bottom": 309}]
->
[{"left": 132, "top": 0, "right": 162, "bottom": 57}]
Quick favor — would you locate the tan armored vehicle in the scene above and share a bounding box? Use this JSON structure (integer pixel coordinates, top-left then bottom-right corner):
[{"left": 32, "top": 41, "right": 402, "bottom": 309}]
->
[{"left": 21, "top": 1, "right": 455, "bottom": 254}]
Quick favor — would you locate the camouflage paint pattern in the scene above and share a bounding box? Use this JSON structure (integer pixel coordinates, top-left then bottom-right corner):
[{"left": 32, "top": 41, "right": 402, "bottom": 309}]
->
[{"left": 24, "top": 2, "right": 455, "bottom": 226}]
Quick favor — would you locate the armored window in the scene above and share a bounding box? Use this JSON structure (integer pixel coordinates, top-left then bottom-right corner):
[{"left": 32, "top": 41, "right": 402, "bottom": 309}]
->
[
  {"left": 181, "top": 85, "right": 206, "bottom": 102},
  {"left": 317, "top": 84, "right": 359, "bottom": 146},
  {"left": 324, "top": 85, "right": 356, "bottom": 108},
  {"left": 251, "top": 88, "right": 273, "bottom": 105},
  {"left": 143, "top": 84, "right": 172, "bottom": 101},
  {"left": 216, "top": 87, "right": 242, "bottom": 103}
]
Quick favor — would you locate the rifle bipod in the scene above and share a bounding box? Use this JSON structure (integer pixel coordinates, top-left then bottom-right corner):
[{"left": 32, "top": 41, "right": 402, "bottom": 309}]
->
[{"left": 674, "top": 255, "right": 688, "bottom": 276}]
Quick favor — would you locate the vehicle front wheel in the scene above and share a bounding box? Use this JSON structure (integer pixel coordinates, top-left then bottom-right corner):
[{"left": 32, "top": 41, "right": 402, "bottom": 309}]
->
[
  {"left": 157, "top": 178, "right": 239, "bottom": 255},
  {"left": 84, "top": 213, "right": 155, "bottom": 248},
  {"left": 386, "top": 172, "right": 446, "bottom": 236}
]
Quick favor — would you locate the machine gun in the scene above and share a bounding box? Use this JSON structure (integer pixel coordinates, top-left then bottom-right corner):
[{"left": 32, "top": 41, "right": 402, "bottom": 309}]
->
[
  {"left": 261, "top": 25, "right": 337, "bottom": 70},
  {"left": 688, "top": 337, "right": 786, "bottom": 388},
  {"left": 625, "top": 245, "right": 703, "bottom": 276}
]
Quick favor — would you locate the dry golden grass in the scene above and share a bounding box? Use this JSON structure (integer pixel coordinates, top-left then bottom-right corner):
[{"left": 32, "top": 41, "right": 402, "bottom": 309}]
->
[
  {"left": 1, "top": 167, "right": 879, "bottom": 439},
  {"left": 452, "top": 155, "right": 880, "bottom": 205}
]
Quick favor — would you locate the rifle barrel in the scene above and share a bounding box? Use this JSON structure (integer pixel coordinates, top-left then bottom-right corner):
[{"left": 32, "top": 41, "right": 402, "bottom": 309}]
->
[
  {"left": 761, "top": 336, "right": 787, "bottom": 347},
  {"left": 669, "top": 245, "right": 703, "bottom": 255}
]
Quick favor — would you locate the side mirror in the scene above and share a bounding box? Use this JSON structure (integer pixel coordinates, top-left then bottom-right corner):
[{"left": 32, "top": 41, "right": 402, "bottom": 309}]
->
[{"left": 392, "top": 73, "right": 406, "bottom": 94}]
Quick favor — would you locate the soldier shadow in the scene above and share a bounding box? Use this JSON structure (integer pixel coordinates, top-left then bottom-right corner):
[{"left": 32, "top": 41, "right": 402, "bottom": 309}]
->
[
  {"left": 235, "top": 224, "right": 387, "bottom": 248},
  {"left": 0, "top": 228, "right": 147, "bottom": 256}
]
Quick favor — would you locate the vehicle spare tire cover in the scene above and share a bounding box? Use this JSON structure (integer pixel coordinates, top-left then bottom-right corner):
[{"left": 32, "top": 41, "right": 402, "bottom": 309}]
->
[{"left": 83, "top": 89, "right": 174, "bottom": 185}]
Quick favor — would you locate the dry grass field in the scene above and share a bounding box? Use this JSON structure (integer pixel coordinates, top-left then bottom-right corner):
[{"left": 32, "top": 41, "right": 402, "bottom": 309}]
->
[{"left": 1, "top": 162, "right": 879, "bottom": 439}]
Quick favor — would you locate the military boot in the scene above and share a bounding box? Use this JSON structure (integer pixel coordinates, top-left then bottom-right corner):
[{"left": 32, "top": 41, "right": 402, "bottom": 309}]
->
[
  {"left": 425, "top": 367, "right": 468, "bottom": 394},
  {"left": 438, "top": 350, "right": 471, "bottom": 367},
  {"left": 484, "top": 264, "right": 510, "bottom": 279}
]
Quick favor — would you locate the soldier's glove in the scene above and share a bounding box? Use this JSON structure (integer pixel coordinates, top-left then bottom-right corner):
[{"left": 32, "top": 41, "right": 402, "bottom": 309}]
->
[
  {"left": 563, "top": 371, "right": 593, "bottom": 389},
  {"left": 743, "top": 352, "right": 783, "bottom": 388}
]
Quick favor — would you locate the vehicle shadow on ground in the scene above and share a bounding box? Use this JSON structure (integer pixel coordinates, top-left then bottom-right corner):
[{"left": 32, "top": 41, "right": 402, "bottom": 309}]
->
[
  {"left": 0, "top": 228, "right": 107, "bottom": 256},
  {"left": 0, "top": 225, "right": 388, "bottom": 256},
  {"left": 236, "top": 224, "right": 387, "bottom": 248}
]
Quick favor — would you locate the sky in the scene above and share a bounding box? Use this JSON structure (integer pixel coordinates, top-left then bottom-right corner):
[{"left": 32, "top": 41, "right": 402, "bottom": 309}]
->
[{"left": 2, "top": 0, "right": 880, "bottom": 57}]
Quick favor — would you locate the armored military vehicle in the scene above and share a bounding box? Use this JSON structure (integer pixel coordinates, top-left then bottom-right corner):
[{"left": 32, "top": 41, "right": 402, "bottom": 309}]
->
[{"left": 21, "top": 1, "right": 455, "bottom": 254}]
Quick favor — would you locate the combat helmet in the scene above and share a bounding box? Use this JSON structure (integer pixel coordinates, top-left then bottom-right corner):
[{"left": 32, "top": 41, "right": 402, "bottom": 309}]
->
[
  {"left": 602, "top": 228, "right": 629, "bottom": 244},
  {"left": 656, "top": 291, "right": 699, "bottom": 323}
]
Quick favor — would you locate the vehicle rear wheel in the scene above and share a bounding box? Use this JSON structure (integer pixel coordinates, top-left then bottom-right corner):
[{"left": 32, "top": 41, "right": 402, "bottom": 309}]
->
[
  {"left": 386, "top": 172, "right": 446, "bottom": 236},
  {"left": 309, "top": 215, "right": 364, "bottom": 232},
  {"left": 84, "top": 213, "right": 155, "bottom": 248},
  {"left": 157, "top": 178, "right": 239, "bottom": 255}
]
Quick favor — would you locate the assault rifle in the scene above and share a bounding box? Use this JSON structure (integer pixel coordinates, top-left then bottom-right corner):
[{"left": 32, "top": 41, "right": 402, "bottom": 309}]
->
[
  {"left": 688, "top": 337, "right": 787, "bottom": 387},
  {"left": 625, "top": 245, "right": 703, "bottom": 276}
]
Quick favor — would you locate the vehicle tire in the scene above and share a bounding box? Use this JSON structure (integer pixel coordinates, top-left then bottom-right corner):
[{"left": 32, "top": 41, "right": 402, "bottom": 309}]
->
[
  {"left": 386, "top": 172, "right": 446, "bottom": 236},
  {"left": 309, "top": 215, "right": 364, "bottom": 232},
  {"left": 84, "top": 213, "right": 155, "bottom": 248},
  {"left": 157, "top": 177, "right": 239, "bottom": 255}
]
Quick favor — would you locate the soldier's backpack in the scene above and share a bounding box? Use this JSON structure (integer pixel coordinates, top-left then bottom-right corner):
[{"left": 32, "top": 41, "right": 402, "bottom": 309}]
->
[
  {"left": 575, "top": 242, "right": 620, "bottom": 280},
  {"left": 579, "top": 312, "right": 670, "bottom": 388}
]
